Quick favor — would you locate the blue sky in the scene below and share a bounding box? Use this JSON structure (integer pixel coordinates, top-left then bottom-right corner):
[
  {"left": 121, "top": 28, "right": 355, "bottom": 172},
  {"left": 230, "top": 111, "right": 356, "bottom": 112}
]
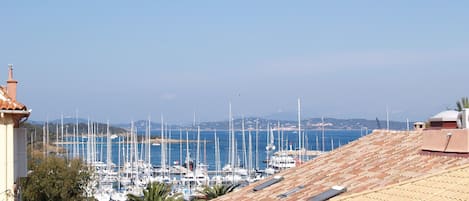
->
[{"left": 1, "top": 1, "right": 468, "bottom": 123}]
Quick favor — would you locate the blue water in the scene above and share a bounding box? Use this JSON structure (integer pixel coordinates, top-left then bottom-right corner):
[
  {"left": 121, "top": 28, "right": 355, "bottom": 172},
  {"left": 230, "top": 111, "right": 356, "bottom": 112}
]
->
[{"left": 64, "top": 129, "right": 367, "bottom": 171}]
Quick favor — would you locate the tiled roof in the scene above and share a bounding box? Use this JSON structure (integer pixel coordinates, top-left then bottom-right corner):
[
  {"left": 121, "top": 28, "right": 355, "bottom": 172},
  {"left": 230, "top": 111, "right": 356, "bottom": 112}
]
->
[
  {"left": 215, "top": 130, "right": 469, "bottom": 201},
  {"left": 0, "top": 86, "right": 27, "bottom": 111},
  {"left": 332, "top": 164, "right": 469, "bottom": 201}
]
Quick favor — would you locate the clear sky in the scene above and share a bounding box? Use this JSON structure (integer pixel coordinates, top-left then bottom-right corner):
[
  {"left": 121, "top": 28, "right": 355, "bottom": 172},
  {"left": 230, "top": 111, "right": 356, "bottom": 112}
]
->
[{"left": 1, "top": 1, "right": 468, "bottom": 124}]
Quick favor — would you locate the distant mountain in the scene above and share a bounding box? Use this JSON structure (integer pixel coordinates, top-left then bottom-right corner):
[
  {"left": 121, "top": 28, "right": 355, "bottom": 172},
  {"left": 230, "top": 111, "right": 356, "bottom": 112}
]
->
[
  {"left": 29, "top": 117, "right": 411, "bottom": 132},
  {"left": 27, "top": 120, "right": 127, "bottom": 135},
  {"left": 124, "top": 117, "right": 410, "bottom": 131},
  {"left": 263, "top": 112, "right": 300, "bottom": 121},
  {"left": 303, "top": 117, "right": 409, "bottom": 130},
  {"left": 113, "top": 120, "right": 163, "bottom": 131},
  {"left": 29, "top": 118, "right": 90, "bottom": 125},
  {"left": 252, "top": 117, "right": 408, "bottom": 130}
]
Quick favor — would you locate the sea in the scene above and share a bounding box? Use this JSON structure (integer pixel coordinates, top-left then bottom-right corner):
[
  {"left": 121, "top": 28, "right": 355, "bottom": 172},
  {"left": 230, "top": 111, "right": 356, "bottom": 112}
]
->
[{"left": 65, "top": 129, "right": 368, "bottom": 171}]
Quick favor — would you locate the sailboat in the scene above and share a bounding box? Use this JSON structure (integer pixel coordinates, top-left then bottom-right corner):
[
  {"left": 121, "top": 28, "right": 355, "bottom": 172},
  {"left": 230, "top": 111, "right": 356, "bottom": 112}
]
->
[
  {"left": 264, "top": 124, "right": 277, "bottom": 175},
  {"left": 266, "top": 100, "right": 302, "bottom": 174},
  {"left": 181, "top": 126, "right": 209, "bottom": 187},
  {"left": 265, "top": 124, "right": 276, "bottom": 152}
]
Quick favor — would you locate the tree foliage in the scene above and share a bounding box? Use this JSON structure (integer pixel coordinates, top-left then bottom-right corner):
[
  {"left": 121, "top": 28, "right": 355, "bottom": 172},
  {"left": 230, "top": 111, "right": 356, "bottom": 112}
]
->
[
  {"left": 457, "top": 97, "right": 469, "bottom": 111},
  {"left": 127, "top": 182, "right": 182, "bottom": 201},
  {"left": 20, "top": 155, "right": 91, "bottom": 201},
  {"left": 195, "top": 184, "right": 240, "bottom": 200}
]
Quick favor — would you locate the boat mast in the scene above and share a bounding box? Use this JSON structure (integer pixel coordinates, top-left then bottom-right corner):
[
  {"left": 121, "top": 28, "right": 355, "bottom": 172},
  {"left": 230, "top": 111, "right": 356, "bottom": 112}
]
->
[
  {"left": 248, "top": 129, "right": 252, "bottom": 177},
  {"left": 196, "top": 126, "right": 200, "bottom": 187},
  {"left": 148, "top": 116, "right": 151, "bottom": 165},
  {"left": 242, "top": 117, "right": 247, "bottom": 169},
  {"left": 255, "top": 119, "right": 259, "bottom": 170},
  {"left": 196, "top": 125, "right": 200, "bottom": 169},
  {"left": 106, "top": 120, "right": 112, "bottom": 168},
  {"left": 281, "top": 128, "right": 284, "bottom": 152},
  {"left": 267, "top": 123, "right": 270, "bottom": 148},
  {"left": 214, "top": 130, "right": 219, "bottom": 178},
  {"left": 298, "top": 98, "right": 301, "bottom": 162},
  {"left": 406, "top": 118, "right": 410, "bottom": 131},
  {"left": 217, "top": 136, "right": 221, "bottom": 179},
  {"left": 316, "top": 133, "right": 319, "bottom": 151},
  {"left": 228, "top": 103, "right": 232, "bottom": 168},
  {"left": 46, "top": 118, "right": 49, "bottom": 157},
  {"left": 322, "top": 117, "right": 325, "bottom": 152},
  {"left": 386, "top": 106, "right": 390, "bottom": 130},
  {"left": 43, "top": 123, "right": 46, "bottom": 157},
  {"left": 230, "top": 103, "right": 236, "bottom": 183},
  {"left": 118, "top": 135, "right": 121, "bottom": 192},
  {"left": 55, "top": 123, "right": 59, "bottom": 154},
  {"left": 125, "top": 125, "right": 129, "bottom": 178},
  {"left": 61, "top": 113, "right": 64, "bottom": 154},
  {"left": 86, "top": 118, "right": 90, "bottom": 163},
  {"left": 75, "top": 110, "right": 78, "bottom": 158},
  {"left": 161, "top": 115, "right": 165, "bottom": 176},
  {"left": 140, "top": 128, "right": 145, "bottom": 161},
  {"left": 130, "top": 121, "right": 134, "bottom": 169},
  {"left": 185, "top": 129, "right": 189, "bottom": 175},
  {"left": 135, "top": 125, "right": 140, "bottom": 183},
  {"left": 277, "top": 121, "right": 280, "bottom": 152},
  {"left": 166, "top": 123, "right": 172, "bottom": 178},
  {"left": 204, "top": 138, "right": 207, "bottom": 165},
  {"left": 179, "top": 128, "right": 182, "bottom": 179}
]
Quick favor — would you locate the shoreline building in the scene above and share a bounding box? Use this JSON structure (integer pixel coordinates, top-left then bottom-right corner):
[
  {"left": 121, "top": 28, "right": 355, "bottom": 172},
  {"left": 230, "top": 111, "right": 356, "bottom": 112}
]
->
[{"left": 0, "top": 65, "right": 30, "bottom": 201}]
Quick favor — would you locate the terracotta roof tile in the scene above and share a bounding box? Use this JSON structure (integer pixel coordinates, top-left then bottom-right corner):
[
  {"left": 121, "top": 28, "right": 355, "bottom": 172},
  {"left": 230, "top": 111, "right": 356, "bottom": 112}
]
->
[
  {"left": 334, "top": 164, "right": 469, "bottom": 201},
  {"left": 215, "top": 130, "right": 469, "bottom": 201},
  {"left": 0, "top": 86, "right": 27, "bottom": 111}
]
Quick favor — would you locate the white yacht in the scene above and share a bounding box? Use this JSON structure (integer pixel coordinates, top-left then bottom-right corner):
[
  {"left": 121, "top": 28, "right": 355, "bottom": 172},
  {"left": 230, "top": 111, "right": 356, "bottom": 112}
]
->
[{"left": 268, "top": 153, "right": 296, "bottom": 170}]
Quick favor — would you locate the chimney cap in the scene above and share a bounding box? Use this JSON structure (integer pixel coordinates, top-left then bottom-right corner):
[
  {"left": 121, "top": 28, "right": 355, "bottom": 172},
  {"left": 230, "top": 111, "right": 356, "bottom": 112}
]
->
[{"left": 7, "top": 64, "right": 15, "bottom": 81}]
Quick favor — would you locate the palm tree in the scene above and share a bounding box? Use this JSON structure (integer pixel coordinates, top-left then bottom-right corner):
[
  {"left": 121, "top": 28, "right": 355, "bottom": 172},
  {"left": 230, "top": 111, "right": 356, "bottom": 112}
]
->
[
  {"left": 195, "top": 184, "right": 240, "bottom": 200},
  {"left": 456, "top": 97, "right": 469, "bottom": 111},
  {"left": 127, "top": 182, "right": 182, "bottom": 201}
]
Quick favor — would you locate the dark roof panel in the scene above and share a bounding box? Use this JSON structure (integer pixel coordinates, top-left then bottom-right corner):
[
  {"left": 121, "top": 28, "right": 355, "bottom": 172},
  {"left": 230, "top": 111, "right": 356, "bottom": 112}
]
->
[{"left": 308, "top": 186, "right": 346, "bottom": 201}]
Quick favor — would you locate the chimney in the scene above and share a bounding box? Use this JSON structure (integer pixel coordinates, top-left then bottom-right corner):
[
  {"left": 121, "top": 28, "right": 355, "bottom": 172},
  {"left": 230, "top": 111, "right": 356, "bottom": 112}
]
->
[{"left": 6, "top": 64, "right": 18, "bottom": 101}]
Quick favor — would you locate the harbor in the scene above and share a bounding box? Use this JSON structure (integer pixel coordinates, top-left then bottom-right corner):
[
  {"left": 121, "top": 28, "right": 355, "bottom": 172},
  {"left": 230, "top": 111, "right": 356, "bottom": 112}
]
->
[{"left": 39, "top": 116, "right": 366, "bottom": 201}]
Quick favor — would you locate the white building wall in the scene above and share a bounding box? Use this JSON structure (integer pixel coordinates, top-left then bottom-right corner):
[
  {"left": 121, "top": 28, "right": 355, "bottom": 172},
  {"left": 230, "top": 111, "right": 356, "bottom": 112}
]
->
[
  {"left": 0, "top": 117, "right": 16, "bottom": 201},
  {"left": 0, "top": 122, "right": 6, "bottom": 198}
]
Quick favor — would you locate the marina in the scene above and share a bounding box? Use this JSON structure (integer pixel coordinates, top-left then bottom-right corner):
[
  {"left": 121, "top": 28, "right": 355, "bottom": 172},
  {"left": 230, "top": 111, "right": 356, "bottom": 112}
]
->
[{"left": 41, "top": 118, "right": 366, "bottom": 200}]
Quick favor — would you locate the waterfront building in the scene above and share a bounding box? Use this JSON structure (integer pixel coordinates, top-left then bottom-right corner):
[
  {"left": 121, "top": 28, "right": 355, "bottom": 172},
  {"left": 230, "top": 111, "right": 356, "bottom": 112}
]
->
[{"left": 0, "top": 65, "right": 30, "bottom": 201}]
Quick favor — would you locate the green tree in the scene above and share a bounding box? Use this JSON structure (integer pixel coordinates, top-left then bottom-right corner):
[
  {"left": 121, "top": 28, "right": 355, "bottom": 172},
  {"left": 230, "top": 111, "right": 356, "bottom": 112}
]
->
[
  {"left": 195, "top": 184, "right": 240, "bottom": 200},
  {"left": 456, "top": 97, "right": 469, "bottom": 111},
  {"left": 20, "top": 155, "right": 92, "bottom": 201},
  {"left": 127, "top": 182, "right": 182, "bottom": 201}
]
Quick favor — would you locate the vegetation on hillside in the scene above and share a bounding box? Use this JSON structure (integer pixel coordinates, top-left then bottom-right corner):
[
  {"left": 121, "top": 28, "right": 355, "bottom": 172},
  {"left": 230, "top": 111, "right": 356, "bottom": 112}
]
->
[{"left": 20, "top": 122, "right": 127, "bottom": 144}]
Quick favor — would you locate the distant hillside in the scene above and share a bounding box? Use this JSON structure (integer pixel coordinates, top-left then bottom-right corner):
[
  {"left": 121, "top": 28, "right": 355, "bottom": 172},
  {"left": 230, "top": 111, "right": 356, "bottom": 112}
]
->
[
  {"left": 29, "top": 118, "right": 89, "bottom": 125},
  {"left": 29, "top": 117, "right": 411, "bottom": 133},
  {"left": 118, "top": 117, "right": 410, "bottom": 131},
  {"left": 196, "top": 117, "right": 409, "bottom": 130},
  {"left": 24, "top": 121, "right": 127, "bottom": 141},
  {"left": 113, "top": 120, "right": 163, "bottom": 131}
]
